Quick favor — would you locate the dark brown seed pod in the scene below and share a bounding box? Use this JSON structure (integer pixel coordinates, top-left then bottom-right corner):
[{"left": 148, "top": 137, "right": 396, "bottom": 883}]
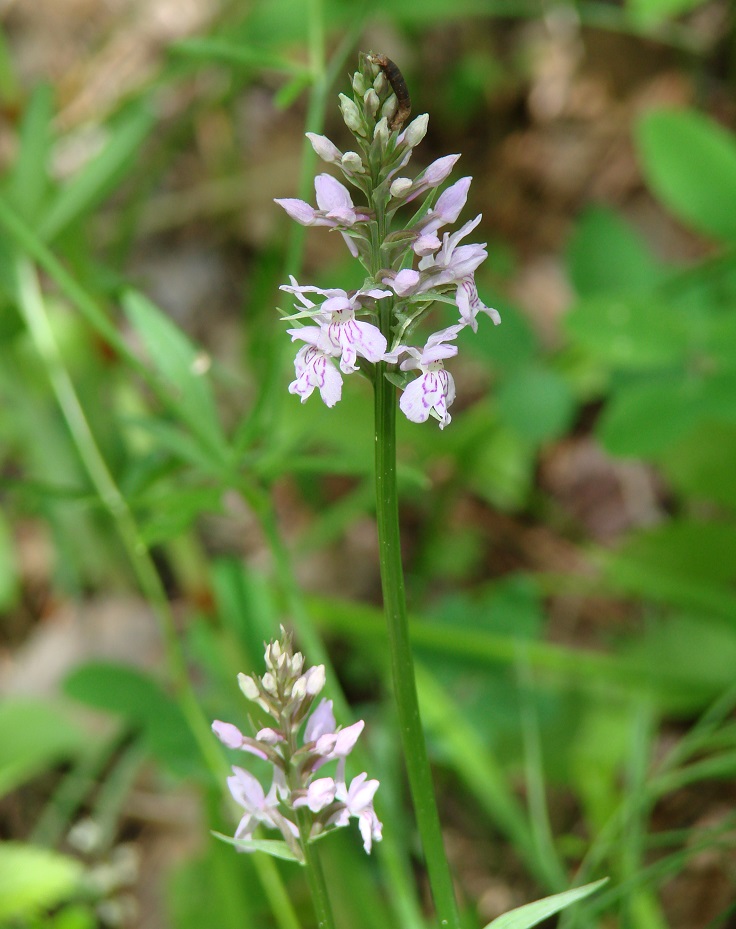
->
[{"left": 369, "top": 53, "right": 411, "bottom": 132}]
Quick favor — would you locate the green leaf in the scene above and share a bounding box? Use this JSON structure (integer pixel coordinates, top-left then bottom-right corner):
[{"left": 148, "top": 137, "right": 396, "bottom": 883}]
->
[
  {"left": 636, "top": 109, "right": 736, "bottom": 242},
  {"left": 481, "top": 879, "right": 608, "bottom": 929},
  {"left": 496, "top": 364, "right": 576, "bottom": 443},
  {"left": 138, "top": 485, "right": 224, "bottom": 544},
  {"left": 598, "top": 375, "right": 703, "bottom": 456},
  {"left": 63, "top": 662, "right": 200, "bottom": 776},
  {"left": 210, "top": 831, "right": 301, "bottom": 863},
  {"left": 565, "top": 296, "right": 690, "bottom": 370},
  {"left": 627, "top": 0, "right": 709, "bottom": 27},
  {"left": 0, "top": 507, "right": 18, "bottom": 610},
  {"left": 462, "top": 302, "right": 537, "bottom": 374},
  {"left": 7, "top": 83, "right": 54, "bottom": 222},
  {"left": 40, "top": 105, "right": 155, "bottom": 242},
  {"left": 567, "top": 206, "right": 663, "bottom": 297},
  {"left": 599, "top": 371, "right": 736, "bottom": 456},
  {"left": 0, "top": 842, "right": 84, "bottom": 920},
  {"left": 122, "top": 290, "right": 228, "bottom": 466},
  {"left": 663, "top": 421, "right": 736, "bottom": 507},
  {"left": 0, "top": 700, "right": 85, "bottom": 799},
  {"left": 169, "top": 39, "right": 305, "bottom": 74}
]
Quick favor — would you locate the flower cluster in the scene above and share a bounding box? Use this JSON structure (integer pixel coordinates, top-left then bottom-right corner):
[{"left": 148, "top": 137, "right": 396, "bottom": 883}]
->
[
  {"left": 212, "top": 630, "right": 382, "bottom": 861},
  {"left": 275, "top": 52, "right": 500, "bottom": 429}
]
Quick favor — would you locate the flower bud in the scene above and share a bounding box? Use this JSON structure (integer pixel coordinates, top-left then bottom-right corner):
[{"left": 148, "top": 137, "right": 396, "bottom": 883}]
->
[
  {"left": 390, "top": 177, "right": 412, "bottom": 199},
  {"left": 402, "top": 113, "right": 428, "bottom": 148},
  {"left": 290, "top": 652, "right": 304, "bottom": 676},
  {"left": 305, "top": 132, "right": 342, "bottom": 164},
  {"left": 363, "top": 88, "right": 379, "bottom": 118},
  {"left": 262, "top": 672, "right": 277, "bottom": 695},
  {"left": 373, "top": 116, "right": 389, "bottom": 147},
  {"left": 305, "top": 664, "right": 326, "bottom": 695},
  {"left": 381, "top": 94, "right": 398, "bottom": 125},
  {"left": 373, "top": 71, "right": 387, "bottom": 95},
  {"left": 339, "top": 93, "right": 365, "bottom": 135},
  {"left": 341, "top": 151, "right": 365, "bottom": 174},
  {"left": 352, "top": 71, "right": 366, "bottom": 96},
  {"left": 238, "top": 673, "right": 260, "bottom": 701},
  {"left": 425, "top": 155, "right": 459, "bottom": 188}
]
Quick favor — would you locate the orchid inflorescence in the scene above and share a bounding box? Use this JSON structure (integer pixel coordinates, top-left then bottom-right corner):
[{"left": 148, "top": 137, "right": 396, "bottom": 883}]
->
[
  {"left": 275, "top": 51, "right": 500, "bottom": 429},
  {"left": 212, "top": 630, "right": 382, "bottom": 861}
]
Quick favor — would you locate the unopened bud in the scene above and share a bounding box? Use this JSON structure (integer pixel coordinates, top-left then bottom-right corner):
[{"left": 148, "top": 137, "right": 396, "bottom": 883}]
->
[
  {"left": 305, "top": 665, "right": 326, "bottom": 696},
  {"left": 339, "top": 94, "right": 365, "bottom": 135},
  {"left": 291, "top": 676, "right": 306, "bottom": 700},
  {"left": 363, "top": 88, "right": 379, "bottom": 118},
  {"left": 306, "top": 132, "right": 342, "bottom": 164},
  {"left": 390, "top": 177, "right": 413, "bottom": 198},
  {"left": 352, "top": 72, "right": 367, "bottom": 96},
  {"left": 403, "top": 113, "right": 429, "bottom": 148},
  {"left": 373, "top": 116, "right": 390, "bottom": 146},
  {"left": 341, "top": 151, "right": 365, "bottom": 174},
  {"left": 262, "top": 672, "right": 277, "bottom": 695},
  {"left": 238, "top": 673, "right": 260, "bottom": 701},
  {"left": 381, "top": 94, "right": 398, "bottom": 124},
  {"left": 373, "top": 71, "right": 387, "bottom": 95}
]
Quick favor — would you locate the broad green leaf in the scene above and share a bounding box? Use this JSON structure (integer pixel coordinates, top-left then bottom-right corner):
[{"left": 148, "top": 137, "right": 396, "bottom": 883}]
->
[
  {"left": 496, "top": 364, "right": 576, "bottom": 443},
  {"left": 598, "top": 375, "right": 703, "bottom": 456},
  {"left": 627, "top": 0, "right": 709, "bottom": 27},
  {"left": 63, "top": 662, "right": 200, "bottom": 776},
  {"left": 609, "top": 519, "right": 736, "bottom": 587},
  {"left": 566, "top": 296, "right": 690, "bottom": 369},
  {"left": 599, "top": 371, "right": 736, "bottom": 455},
  {"left": 567, "top": 206, "right": 663, "bottom": 297},
  {"left": 482, "top": 879, "right": 608, "bottom": 929},
  {"left": 122, "top": 291, "right": 228, "bottom": 466},
  {"left": 462, "top": 301, "right": 537, "bottom": 373},
  {"left": 0, "top": 842, "right": 84, "bottom": 920},
  {"left": 663, "top": 421, "right": 736, "bottom": 507},
  {"left": 636, "top": 109, "right": 736, "bottom": 242},
  {"left": 619, "top": 614, "right": 736, "bottom": 707},
  {"left": 211, "top": 831, "right": 301, "bottom": 863},
  {"left": 0, "top": 700, "right": 86, "bottom": 798},
  {"left": 602, "top": 519, "right": 736, "bottom": 622},
  {"left": 40, "top": 105, "right": 155, "bottom": 242}
]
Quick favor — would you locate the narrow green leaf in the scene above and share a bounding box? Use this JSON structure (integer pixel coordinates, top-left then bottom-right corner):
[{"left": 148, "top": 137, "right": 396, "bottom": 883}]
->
[
  {"left": 0, "top": 842, "right": 84, "bottom": 920},
  {"left": 636, "top": 109, "right": 736, "bottom": 242},
  {"left": 0, "top": 507, "right": 18, "bottom": 610},
  {"left": 40, "top": 105, "right": 155, "bottom": 242},
  {"left": 170, "top": 39, "right": 306, "bottom": 74},
  {"left": 211, "top": 832, "right": 301, "bottom": 863},
  {"left": 122, "top": 290, "right": 228, "bottom": 466},
  {"left": 482, "top": 878, "right": 608, "bottom": 929},
  {"left": 8, "top": 83, "right": 54, "bottom": 221}
]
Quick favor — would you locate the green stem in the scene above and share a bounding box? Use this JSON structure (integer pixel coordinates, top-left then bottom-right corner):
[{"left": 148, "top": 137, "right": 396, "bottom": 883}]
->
[
  {"left": 373, "top": 352, "right": 461, "bottom": 929},
  {"left": 297, "top": 809, "right": 337, "bottom": 929}
]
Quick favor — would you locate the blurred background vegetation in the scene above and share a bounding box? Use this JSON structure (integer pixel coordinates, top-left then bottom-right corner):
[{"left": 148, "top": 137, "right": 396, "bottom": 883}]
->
[{"left": 1, "top": 0, "right": 736, "bottom": 927}]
